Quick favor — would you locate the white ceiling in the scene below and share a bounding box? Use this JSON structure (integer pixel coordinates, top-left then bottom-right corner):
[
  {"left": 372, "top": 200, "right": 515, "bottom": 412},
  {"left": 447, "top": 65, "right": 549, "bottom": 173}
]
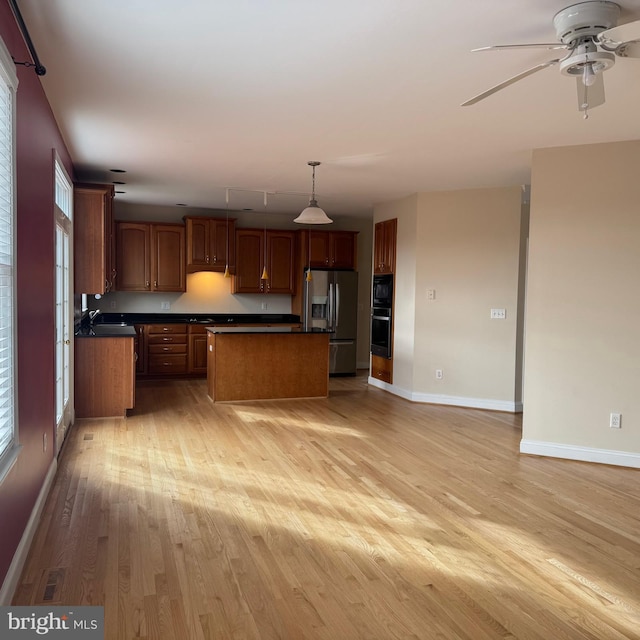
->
[{"left": 18, "top": 0, "right": 640, "bottom": 218}]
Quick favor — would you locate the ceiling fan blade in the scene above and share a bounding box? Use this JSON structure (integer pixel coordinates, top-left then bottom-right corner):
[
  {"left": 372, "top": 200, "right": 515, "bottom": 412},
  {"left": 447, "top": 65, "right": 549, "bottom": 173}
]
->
[
  {"left": 576, "top": 74, "right": 605, "bottom": 112},
  {"left": 616, "top": 41, "right": 640, "bottom": 58},
  {"left": 472, "top": 43, "right": 567, "bottom": 52},
  {"left": 461, "top": 59, "right": 561, "bottom": 106},
  {"left": 597, "top": 19, "right": 640, "bottom": 50}
]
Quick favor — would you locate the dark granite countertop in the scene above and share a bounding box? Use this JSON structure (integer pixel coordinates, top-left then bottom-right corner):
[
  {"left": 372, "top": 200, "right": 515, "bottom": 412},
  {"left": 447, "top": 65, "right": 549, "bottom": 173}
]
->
[
  {"left": 95, "top": 312, "right": 301, "bottom": 325},
  {"left": 75, "top": 324, "right": 137, "bottom": 338},
  {"left": 207, "top": 326, "right": 331, "bottom": 334}
]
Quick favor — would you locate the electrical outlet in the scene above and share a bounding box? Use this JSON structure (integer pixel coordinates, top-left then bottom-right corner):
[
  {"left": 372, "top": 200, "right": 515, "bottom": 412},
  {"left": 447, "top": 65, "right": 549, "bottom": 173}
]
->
[
  {"left": 161, "top": 301, "right": 171, "bottom": 310},
  {"left": 490, "top": 308, "right": 506, "bottom": 319},
  {"left": 609, "top": 413, "right": 622, "bottom": 429},
  {"left": 426, "top": 289, "right": 436, "bottom": 301},
  {"left": 261, "top": 302, "right": 268, "bottom": 311},
  {"left": 435, "top": 369, "right": 443, "bottom": 380},
  {"left": 109, "top": 300, "right": 117, "bottom": 309}
]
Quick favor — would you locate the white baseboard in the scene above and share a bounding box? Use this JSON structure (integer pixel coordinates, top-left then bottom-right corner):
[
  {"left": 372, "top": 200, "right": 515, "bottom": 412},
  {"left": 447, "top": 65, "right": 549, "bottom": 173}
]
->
[
  {"left": 0, "top": 457, "right": 58, "bottom": 605},
  {"left": 520, "top": 439, "right": 640, "bottom": 469},
  {"left": 367, "top": 377, "right": 522, "bottom": 413}
]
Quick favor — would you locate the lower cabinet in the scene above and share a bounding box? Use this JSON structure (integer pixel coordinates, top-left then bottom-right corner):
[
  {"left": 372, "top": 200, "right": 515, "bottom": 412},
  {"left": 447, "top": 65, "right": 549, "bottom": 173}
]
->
[
  {"left": 136, "top": 323, "right": 207, "bottom": 377},
  {"left": 75, "top": 337, "right": 135, "bottom": 418},
  {"left": 370, "top": 354, "right": 393, "bottom": 384},
  {"left": 146, "top": 324, "right": 188, "bottom": 375},
  {"left": 188, "top": 325, "right": 208, "bottom": 375}
]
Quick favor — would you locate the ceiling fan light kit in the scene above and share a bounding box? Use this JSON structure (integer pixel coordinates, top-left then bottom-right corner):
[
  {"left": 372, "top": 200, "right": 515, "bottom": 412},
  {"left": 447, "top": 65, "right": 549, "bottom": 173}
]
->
[{"left": 462, "top": 1, "right": 640, "bottom": 117}]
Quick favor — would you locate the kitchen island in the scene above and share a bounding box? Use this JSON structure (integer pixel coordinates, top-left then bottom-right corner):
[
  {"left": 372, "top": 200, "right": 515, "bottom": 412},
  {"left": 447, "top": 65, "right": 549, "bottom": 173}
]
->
[{"left": 206, "top": 327, "right": 330, "bottom": 402}]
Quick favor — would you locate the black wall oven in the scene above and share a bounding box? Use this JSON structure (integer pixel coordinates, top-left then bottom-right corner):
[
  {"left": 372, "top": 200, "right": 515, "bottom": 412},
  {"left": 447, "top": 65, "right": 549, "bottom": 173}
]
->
[
  {"left": 373, "top": 273, "right": 393, "bottom": 307},
  {"left": 370, "top": 306, "right": 392, "bottom": 359}
]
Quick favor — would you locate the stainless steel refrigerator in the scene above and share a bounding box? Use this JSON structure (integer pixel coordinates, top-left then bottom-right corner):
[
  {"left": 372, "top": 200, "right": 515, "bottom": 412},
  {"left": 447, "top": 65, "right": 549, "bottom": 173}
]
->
[{"left": 303, "top": 270, "right": 358, "bottom": 375}]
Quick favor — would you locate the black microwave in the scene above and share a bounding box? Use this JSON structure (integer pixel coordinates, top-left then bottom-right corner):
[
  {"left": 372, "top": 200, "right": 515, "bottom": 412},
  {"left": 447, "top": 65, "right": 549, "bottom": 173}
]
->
[{"left": 373, "top": 274, "right": 393, "bottom": 307}]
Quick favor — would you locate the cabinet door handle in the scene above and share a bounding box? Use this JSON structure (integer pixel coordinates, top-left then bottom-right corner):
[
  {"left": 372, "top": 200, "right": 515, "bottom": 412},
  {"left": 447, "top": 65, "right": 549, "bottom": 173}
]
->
[{"left": 145, "top": 280, "right": 150, "bottom": 288}]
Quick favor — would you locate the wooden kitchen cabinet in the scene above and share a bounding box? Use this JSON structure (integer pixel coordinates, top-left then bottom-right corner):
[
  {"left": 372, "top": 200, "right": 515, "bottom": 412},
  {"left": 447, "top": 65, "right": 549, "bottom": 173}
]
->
[
  {"left": 185, "top": 216, "right": 236, "bottom": 273},
  {"left": 116, "top": 222, "right": 186, "bottom": 292},
  {"left": 74, "top": 183, "right": 115, "bottom": 294},
  {"left": 75, "top": 336, "right": 135, "bottom": 417},
  {"left": 374, "top": 218, "right": 397, "bottom": 274},
  {"left": 307, "top": 230, "right": 357, "bottom": 270},
  {"left": 134, "top": 324, "right": 146, "bottom": 375},
  {"left": 370, "top": 354, "right": 393, "bottom": 384},
  {"left": 188, "top": 325, "right": 208, "bottom": 374},
  {"left": 146, "top": 324, "right": 188, "bottom": 375},
  {"left": 233, "top": 229, "right": 295, "bottom": 294}
]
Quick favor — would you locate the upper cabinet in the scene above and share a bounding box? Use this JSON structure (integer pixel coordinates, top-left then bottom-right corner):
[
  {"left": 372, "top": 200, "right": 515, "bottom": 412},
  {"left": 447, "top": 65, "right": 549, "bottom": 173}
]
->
[
  {"left": 373, "top": 218, "right": 397, "bottom": 274},
  {"left": 184, "top": 216, "right": 236, "bottom": 273},
  {"left": 116, "top": 222, "right": 186, "bottom": 292},
  {"left": 74, "top": 183, "right": 115, "bottom": 295},
  {"left": 307, "top": 230, "right": 358, "bottom": 270},
  {"left": 233, "top": 229, "right": 296, "bottom": 294}
]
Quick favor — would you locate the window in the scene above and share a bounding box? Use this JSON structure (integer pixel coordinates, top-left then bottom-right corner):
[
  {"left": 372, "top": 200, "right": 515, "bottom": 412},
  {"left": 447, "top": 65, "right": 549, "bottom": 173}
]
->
[
  {"left": 0, "top": 36, "right": 19, "bottom": 483},
  {"left": 54, "top": 157, "right": 72, "bottom": 451}
]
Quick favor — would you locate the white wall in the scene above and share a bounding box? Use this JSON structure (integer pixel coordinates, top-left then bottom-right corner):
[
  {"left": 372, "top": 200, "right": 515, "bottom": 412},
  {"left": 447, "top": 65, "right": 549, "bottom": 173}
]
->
[
  {"left": 522, "top": 140, "right": 640, "bottom": 468},
  {"left": 372, "top": 187, "right": 525, "bottom": 411}
]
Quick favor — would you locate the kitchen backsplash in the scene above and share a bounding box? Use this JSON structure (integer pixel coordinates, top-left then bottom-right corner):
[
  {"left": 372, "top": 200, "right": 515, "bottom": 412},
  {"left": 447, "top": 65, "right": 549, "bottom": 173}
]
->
[{"left": 87, "top": 272, "right": 293, "bottom": 315}]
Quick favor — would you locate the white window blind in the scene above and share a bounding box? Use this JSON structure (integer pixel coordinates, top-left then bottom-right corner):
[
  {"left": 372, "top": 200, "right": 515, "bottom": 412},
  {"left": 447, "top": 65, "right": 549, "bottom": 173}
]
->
[{"left": 0, "top": 37, "right": 18, "bottom": 473}]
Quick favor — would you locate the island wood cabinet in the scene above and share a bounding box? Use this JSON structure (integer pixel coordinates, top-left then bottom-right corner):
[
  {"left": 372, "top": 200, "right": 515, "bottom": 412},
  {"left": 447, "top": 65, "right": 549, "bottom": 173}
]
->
[
  {"left": 233, "top": 229, "right": 296, "bottom": 294},
  {"left": 75, "top": 336, "right": 135, "bottom": 417},
  {"left": 74, "top": 183, "right": 115, "bottom": 295},
  {"left": 307, "top": 230, "right": 357, "bottom": 270},
  {"left": 373, "top": 218, "right": 397, "bottom": 274},
  {"left": 116, "top": 222, "right": 186, "bottom": 292},
  {"left": 184, "top": 216, "right": 236, "bottom": 273}
]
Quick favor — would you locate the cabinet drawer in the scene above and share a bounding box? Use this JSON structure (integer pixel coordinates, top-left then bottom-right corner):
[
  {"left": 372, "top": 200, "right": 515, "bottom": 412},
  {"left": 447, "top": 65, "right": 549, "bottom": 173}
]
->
[
  {"left": 148, "top": 343, "right": 187, "bottom": 355},
  {"left": 371, "top": 355, "right": 392, "bottom": 384},
  {"left": 147, "top": 334, "right": 187, "bottom": 345},
  {"left": 147, "top": 324, "right": 187, "bottom": 335},
  {"left": 148, "top": 354, "right": 187, "bottom": 374}
]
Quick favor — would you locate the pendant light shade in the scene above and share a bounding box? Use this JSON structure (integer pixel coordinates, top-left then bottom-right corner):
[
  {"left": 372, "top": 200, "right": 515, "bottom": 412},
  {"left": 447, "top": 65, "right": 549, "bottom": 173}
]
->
[{"left": 294, "top": 161, "right": 333, "bottom": 225}]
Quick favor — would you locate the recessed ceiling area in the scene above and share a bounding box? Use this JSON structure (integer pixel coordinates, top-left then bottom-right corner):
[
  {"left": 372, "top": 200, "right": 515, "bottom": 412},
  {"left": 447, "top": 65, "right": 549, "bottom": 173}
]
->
[{"left": 17, "top": 0, "right": 640, "bottom": 217}]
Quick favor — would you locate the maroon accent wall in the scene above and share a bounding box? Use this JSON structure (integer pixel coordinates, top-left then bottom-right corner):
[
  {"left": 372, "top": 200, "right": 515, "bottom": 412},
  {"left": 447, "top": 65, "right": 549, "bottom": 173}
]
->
[{"left": 0, "top": 0, "right": 74, "bottom": 591}]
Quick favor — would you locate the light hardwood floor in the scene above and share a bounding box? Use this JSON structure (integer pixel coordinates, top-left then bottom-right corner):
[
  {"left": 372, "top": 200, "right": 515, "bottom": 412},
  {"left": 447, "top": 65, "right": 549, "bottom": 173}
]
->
[{"left": 13, "top": 374, "right": 640, "bottom": 639}]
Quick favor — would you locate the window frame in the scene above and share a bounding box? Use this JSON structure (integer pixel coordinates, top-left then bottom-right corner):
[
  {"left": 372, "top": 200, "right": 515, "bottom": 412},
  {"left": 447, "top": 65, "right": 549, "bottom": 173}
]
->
[{"left": 0, "top": 35, "right": 20, "bottom": 484}]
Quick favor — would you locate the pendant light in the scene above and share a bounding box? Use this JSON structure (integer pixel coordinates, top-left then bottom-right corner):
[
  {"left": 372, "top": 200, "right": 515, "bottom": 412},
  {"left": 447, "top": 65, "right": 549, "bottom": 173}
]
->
[
  {"left": 261, "top": 191, "right": 269, "bottom": 281},
  {"left": 224, "top": 188, "right": 231, "bottom": 278},
  {"left": 294, "top": 161, "right": 333, "bottom": 225}
]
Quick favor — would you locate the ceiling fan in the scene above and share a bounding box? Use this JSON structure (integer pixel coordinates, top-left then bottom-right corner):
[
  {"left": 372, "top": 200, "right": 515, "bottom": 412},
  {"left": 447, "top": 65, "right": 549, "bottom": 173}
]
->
[{"left": 462, "top": 1, "right": 640, "bottom": 117}]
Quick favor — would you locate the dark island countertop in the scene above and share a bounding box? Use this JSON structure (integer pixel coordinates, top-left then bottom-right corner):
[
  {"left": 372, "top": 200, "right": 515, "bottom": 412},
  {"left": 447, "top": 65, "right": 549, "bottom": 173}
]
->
[{"left": 206, "top": 326, "right": 331, "bottom": 334}]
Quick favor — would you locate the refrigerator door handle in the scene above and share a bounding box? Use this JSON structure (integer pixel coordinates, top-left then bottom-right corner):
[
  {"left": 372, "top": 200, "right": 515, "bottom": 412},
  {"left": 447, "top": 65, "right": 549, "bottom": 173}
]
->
[
  {"left": 328, "top": 283, "right": 334, "bottom": 331},
  {"left": 335, "top": 283, "right": 340, "bottom": 328}
]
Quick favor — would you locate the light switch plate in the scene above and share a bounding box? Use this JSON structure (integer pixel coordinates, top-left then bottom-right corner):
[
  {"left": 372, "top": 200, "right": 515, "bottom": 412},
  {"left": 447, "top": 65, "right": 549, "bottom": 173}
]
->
[{"left": 490, "top": 308, "right": 506, "bottom": 319}]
